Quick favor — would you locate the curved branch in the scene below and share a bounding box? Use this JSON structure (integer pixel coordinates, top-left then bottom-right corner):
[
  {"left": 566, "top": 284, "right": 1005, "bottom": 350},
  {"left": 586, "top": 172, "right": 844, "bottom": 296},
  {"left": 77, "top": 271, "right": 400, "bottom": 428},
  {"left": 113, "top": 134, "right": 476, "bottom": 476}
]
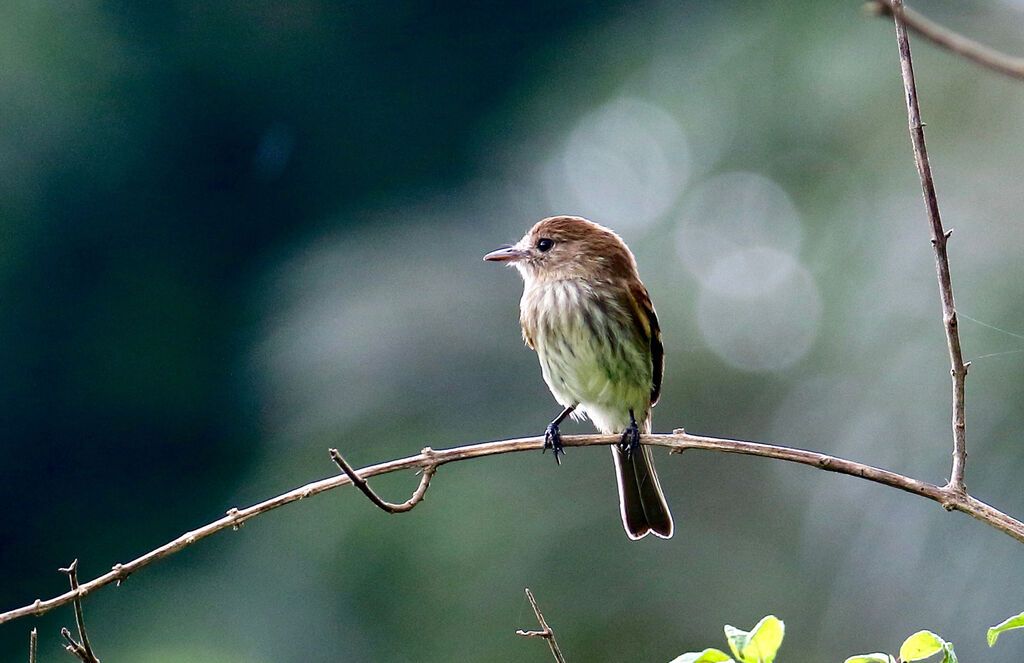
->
[
  {"left": 2, "top": 430, "right": 1023, "bottom": 627},
  {"left": 866, "top": 0, "right": 1024, "bottom": 81},
  {"left": 329, "top": 447, "right": 436, "bottom": 513}
]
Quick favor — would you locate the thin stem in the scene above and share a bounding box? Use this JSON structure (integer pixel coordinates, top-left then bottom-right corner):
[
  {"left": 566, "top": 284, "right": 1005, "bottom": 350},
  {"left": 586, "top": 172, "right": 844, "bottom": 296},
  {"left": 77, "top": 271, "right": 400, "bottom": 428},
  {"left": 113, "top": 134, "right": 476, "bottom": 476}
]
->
[
  {"left": 866, "top": 0, "right": 1024, "bottom": 81},
  {"left": 29, "top": 628, "right": 37, "bottom": 663},
  {"left": 889, "top": 0, "right": 970, "bottom": 494},
  {"left": 516, "top": 588, "right": 566, "bottom": 663},
  {"left": 2, "top": 431, "right": 1020, "bottom": 627},
  {"left": 58, "top": 560, "right": 100, "bottom": 663}
]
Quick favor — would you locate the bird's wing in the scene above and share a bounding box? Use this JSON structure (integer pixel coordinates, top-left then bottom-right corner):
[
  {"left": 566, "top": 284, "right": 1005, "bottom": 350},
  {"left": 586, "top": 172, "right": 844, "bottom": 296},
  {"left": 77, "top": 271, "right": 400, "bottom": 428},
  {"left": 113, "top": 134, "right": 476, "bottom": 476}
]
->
[
  {"left": 522, "top": 328, "right": 535, "bottom": 350},
  {"left": 628, "top": 281, "right": 664, "bottom": 406},
  {"left": 520, "top": 316, "right": 536, "bottom": 350}
]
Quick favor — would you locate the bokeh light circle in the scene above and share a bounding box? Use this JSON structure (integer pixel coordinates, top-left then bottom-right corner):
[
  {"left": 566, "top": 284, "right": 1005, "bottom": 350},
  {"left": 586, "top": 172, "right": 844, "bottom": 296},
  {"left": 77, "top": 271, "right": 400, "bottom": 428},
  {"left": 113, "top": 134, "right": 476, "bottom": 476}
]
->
[
  {"left": 543, "top": 97, "right": 690, "bottom": 234},
  {"left": 676, "top": 171, "right": 803, "bottom": 284},
  {"left": 696, "top": 246, "right": 822, "bottom": 372}
]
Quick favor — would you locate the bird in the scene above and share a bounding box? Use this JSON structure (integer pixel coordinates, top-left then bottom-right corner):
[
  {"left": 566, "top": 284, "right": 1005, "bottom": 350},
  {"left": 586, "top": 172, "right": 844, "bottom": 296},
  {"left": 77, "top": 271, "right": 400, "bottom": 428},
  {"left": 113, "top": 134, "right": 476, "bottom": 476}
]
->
[{"left": 484, "top": 215, "right": 673, "bottom": 540}]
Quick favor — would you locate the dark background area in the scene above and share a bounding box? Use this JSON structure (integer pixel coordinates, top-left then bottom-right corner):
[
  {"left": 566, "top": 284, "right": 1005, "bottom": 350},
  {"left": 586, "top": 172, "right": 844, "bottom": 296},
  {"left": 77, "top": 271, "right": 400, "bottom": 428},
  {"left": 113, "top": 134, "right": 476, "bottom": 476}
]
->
[{"left": 3, "top": 1, "right": 1024, "bottom": 661}]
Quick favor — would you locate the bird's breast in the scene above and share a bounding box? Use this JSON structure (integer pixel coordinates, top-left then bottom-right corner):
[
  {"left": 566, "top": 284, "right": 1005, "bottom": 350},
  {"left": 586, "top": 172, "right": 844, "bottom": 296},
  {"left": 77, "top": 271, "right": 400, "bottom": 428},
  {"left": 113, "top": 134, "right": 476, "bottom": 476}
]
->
[{"left": 519, "top": 279, "right": 652, "bottom": 432}]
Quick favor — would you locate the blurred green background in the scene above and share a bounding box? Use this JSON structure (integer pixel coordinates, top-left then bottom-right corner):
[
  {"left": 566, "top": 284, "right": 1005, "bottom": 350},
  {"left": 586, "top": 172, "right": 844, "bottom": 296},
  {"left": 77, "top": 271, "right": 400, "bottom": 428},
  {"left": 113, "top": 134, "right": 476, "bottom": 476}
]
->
[{"left": 3, "top": 0, "right": 1024, "bottom": 661}]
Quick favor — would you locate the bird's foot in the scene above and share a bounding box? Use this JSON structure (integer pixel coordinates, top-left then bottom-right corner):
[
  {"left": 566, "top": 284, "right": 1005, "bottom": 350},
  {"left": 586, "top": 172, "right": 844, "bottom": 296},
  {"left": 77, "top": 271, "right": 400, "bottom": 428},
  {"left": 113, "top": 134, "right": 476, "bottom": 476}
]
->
[
  {"left": 543, "top": 423, "right": 565, "bottom": 465},
  {"left": 618, "top": 421, "right": 641, "bottom": 459}
]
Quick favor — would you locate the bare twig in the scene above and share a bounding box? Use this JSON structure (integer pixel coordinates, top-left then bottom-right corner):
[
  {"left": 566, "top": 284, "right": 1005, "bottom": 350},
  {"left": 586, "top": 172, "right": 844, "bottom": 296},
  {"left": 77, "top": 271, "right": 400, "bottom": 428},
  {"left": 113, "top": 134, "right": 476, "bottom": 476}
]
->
[
  {"left": 866, "top": 0, "right": 1024, "bottom": 81},
  {"left": 2, "top": 430, "right": 1023, "bottom": 627},
  {"left": 329, "top": 447, "right": 436, "bottom": 513},
  {"left": 516, "top": 588, "right": 566, "bottom": 663},
  {"left": 29, "top": 628, "right": 37, "bottom": 663},
  {"left": 889, "top": 0, "right": 971, "bottom": 494},
  {"left": 58, "top": 561, "right": 99, "bottom": 663}
]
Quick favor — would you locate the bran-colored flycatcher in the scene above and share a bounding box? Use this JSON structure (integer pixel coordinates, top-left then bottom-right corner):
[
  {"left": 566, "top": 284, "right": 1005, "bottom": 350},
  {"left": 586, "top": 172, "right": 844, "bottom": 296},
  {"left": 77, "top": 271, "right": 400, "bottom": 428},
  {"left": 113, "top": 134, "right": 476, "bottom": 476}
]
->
[{"left": 485, "top": 215, "right": 673, "bottom": 540}]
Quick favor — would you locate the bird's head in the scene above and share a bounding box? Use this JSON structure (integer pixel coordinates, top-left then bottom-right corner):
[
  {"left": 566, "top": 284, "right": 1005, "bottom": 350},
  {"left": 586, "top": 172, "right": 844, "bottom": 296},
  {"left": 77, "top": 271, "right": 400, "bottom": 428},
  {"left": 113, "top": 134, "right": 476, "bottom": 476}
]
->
[{"left": 484, "top": 215, "right": 638, "bottom": 284}]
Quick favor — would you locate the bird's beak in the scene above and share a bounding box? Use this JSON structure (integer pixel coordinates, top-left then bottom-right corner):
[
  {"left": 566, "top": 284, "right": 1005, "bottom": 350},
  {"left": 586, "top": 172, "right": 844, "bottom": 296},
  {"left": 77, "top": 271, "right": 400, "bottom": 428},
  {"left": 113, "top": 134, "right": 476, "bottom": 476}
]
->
[{"left": 483, "top": 245, "right": 528, "bottom": 262}]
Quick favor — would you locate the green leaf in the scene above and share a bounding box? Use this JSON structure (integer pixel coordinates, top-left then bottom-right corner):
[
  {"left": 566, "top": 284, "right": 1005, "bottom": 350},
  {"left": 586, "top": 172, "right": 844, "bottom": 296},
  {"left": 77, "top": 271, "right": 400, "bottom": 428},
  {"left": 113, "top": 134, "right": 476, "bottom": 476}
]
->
[
  {"left": 941, "top": 641, "right": 957, "bottom": 663},
  {"left": 987, "top": 611, "right": 1024, "bottom": 646},
  {"left": 844, "top": 653, "right": 894, "bottom": 663},
  {"left": 899, "top": 631, "right": 946, "bottom": 663},
  {"left": 746, "top": 615, "right": 785, "bottom": 663},
  {"left": 724, "top": 616, "right": 785, "bottom": 663},
  {"left": 724, "top": 625, "right": 748, "bottom": 662},
  {"left": 668, "top": 647, "right": 734, "bottom": 663}
]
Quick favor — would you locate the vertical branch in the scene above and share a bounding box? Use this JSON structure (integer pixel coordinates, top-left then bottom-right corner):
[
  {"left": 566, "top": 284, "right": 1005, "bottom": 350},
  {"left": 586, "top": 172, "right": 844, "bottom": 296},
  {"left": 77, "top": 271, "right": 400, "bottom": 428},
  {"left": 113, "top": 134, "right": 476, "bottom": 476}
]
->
[
  {"left": 59, "top": 560, "right": 101, "bottom": 663},
  {"left": 890, "top": 0, "right": 970, "bottom": 494},
  {"left": 29, "top": 628, "right": 38, "bottom": 663}
]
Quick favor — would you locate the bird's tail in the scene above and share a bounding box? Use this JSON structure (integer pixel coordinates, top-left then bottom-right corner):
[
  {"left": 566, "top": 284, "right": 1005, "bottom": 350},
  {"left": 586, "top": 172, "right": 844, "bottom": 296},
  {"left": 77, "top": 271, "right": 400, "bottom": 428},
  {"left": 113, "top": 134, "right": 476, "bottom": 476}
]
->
[{"left": 612, "top": 415, "right": 674, "bottom": 540}]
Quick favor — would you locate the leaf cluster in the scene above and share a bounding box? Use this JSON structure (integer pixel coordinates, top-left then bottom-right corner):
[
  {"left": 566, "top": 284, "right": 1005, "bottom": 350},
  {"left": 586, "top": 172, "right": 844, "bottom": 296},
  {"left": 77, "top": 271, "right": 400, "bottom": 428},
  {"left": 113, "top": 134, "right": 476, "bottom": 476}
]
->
[
  {"left": 666, "top": 609, "right": 1024, "bottom": 663},
  {"left": 669, "top": 616, "right": 784, "bottom": 663}
]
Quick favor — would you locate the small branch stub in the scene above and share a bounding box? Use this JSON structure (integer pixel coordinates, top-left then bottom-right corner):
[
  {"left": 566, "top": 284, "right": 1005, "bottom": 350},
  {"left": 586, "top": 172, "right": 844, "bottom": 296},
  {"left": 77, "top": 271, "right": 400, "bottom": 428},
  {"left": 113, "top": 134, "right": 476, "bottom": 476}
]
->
[
  {"left": 516, "top": 588, "right": 566, "bottom": 663},
  {"left": 110, "top": 564, "right": 127, "bottom": 587},
  {"left": 226, "top": 508, "right": 243, "bottom": 531}
]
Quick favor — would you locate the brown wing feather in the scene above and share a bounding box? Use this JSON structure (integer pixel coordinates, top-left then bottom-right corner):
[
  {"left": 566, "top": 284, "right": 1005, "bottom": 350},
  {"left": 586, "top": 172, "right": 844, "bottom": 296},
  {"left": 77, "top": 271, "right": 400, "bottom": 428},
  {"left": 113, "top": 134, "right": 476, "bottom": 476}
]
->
[
  {"left": 520, "top": 312, "right": 536, "bottom": 350},
  {"left": 628, "top": 281, "right": 663, "bottom": 406}
]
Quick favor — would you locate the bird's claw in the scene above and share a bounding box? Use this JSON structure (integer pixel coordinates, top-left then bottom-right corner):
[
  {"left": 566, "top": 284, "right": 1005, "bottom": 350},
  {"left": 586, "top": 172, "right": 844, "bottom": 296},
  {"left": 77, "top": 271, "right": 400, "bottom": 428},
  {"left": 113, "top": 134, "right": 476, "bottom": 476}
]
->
[
  {"left": 618, "top": 422, "right": 641, "bottom": 459},
  {"left": 544, "top": 423, "right": 565, "bottom": 465}
]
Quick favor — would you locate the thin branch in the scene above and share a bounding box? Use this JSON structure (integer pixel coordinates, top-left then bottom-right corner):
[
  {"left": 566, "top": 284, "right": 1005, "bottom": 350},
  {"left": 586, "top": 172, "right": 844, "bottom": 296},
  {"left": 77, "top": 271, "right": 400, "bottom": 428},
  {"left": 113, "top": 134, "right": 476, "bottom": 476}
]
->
[
  {"left": 2, "top": 430, "right": 1023, "bottom": 627},
  {"left": 329, "top": 447, "right": 436, "bottom": 513},
  {"left": 516, "top": 588, "right": 566, "bottom": 663},
  {"left": 866, "top": 0, "right": 1024, "bottom": 81},
  {"left": 889, "top": 0, "right": 971, "bottom": 494},
  {"left": 58, "top": 560, "right": 99, "bottom": 663},
  {"left": 29, "top": 628, "right": 37, "bottom": 663}
]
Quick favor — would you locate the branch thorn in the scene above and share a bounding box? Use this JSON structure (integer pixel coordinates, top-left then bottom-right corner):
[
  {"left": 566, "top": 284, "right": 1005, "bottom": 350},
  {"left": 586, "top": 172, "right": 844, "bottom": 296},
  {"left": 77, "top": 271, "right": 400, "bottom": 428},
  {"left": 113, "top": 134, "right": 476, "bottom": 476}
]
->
[
  {"left": 226, "top": 507, "right": 243, "bottom": 531},
  {"left": 110, "top": 563, "right": 128, "bottom": 587}
]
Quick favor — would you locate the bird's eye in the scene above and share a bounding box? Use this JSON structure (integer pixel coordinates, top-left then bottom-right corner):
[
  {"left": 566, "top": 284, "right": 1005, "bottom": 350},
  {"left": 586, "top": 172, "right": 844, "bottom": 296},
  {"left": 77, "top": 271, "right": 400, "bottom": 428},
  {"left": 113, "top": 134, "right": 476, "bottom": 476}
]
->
[{"left": 537, "top": 238, "right": 554, "bottom": 252}]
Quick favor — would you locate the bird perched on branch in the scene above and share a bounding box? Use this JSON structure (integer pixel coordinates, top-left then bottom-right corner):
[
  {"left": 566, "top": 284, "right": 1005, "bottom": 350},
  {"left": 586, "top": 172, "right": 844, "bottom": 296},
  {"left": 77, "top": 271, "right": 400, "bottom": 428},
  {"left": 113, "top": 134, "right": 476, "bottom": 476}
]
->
[{"left": 485, "top": 216, "right": 673, "bottom": 540}]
